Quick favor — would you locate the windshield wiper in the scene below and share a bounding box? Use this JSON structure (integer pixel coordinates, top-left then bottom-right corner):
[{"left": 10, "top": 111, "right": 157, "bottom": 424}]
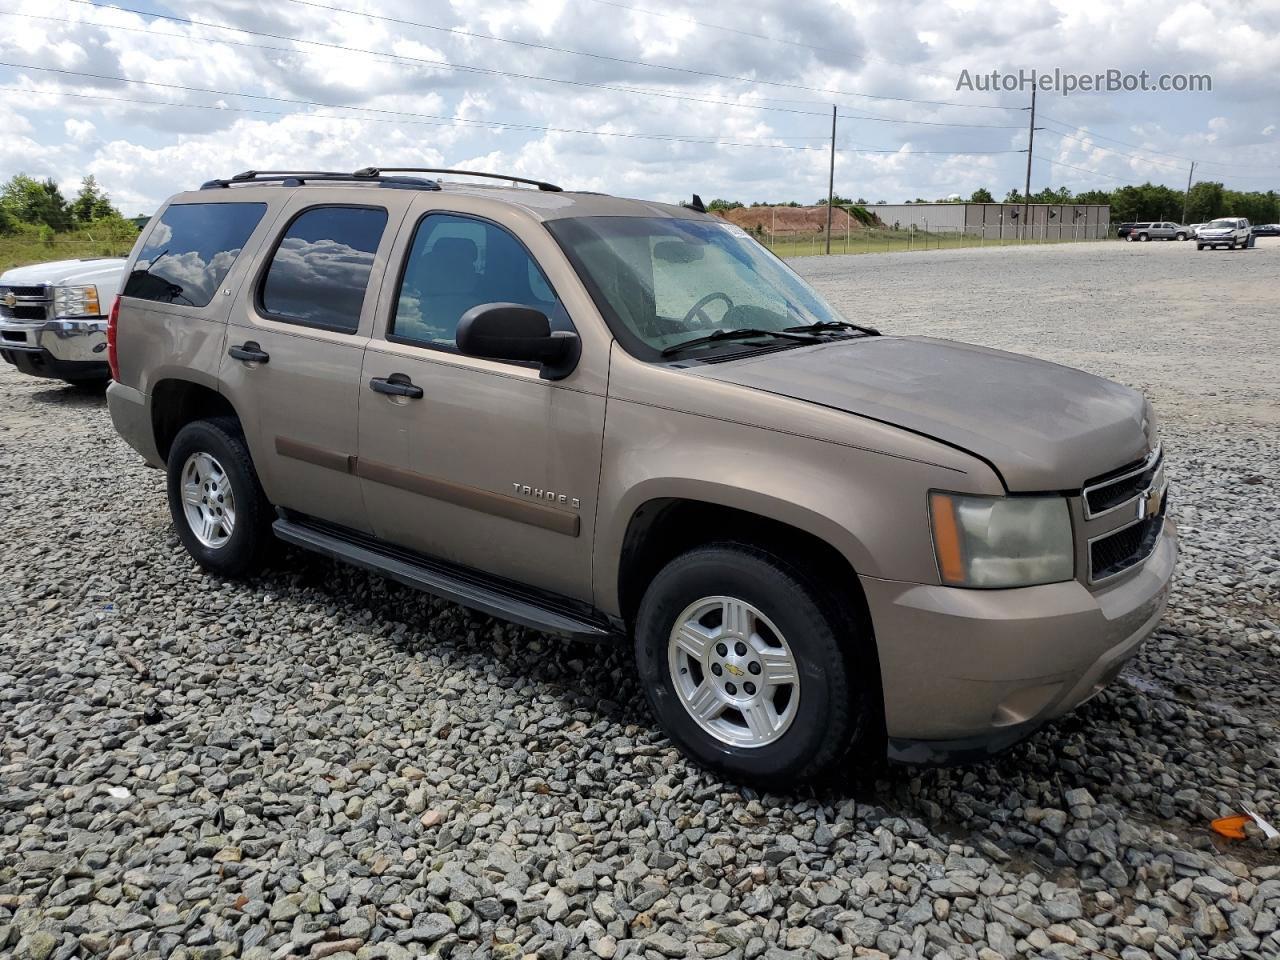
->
[
  {"left": 783, "top": 319, "right": 880, "bottom": 336},
  {"left": 661, "top": 327, "right": 820, "bottom": 357}
]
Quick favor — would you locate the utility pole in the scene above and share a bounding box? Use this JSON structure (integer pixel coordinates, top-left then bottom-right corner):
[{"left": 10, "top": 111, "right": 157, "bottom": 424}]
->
[
  {"left": 1182, "top": 161, "right": 1196, "bottom": 224},
  {"left": 825, "top": 105, "right": 836, "bottom": 255},
  {"left": 1023, "top": 86, "right": 1036, "bottom": 242}
]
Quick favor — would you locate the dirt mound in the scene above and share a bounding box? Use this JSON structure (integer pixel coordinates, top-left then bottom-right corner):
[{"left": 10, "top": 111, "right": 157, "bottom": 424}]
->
[{"left": 717, "top": 205, "right": 878, "bottom": 236}]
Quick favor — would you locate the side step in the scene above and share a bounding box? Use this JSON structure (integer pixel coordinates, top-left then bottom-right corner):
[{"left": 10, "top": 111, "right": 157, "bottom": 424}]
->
[{"left": 272, "top": 517, "right": 617, "bottom": 642}]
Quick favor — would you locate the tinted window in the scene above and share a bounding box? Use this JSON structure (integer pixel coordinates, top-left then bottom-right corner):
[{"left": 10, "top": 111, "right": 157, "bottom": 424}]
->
[
  {"left": 124, "top": 202, "right": 266, "bottom": 307},
  {"left": 391, "top": 214, "right": 569, "bottom": 349},
  {"left": 261, "top": 206, "right": 388, "bottom": 332}
]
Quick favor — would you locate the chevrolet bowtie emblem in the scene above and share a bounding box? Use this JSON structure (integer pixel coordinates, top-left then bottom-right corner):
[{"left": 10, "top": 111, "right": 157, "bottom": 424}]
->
[
  {"left": 724, "top": 663, "right": 744, "bottom": 677},
  {"left": 2, "top": 291, "right": 16, "bottom": 309}
]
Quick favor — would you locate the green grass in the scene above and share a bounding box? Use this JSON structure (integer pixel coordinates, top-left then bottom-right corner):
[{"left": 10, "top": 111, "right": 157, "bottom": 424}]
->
[
  {"left": 0, "top": 234, "right": 138, "bottom": 273},
  {"left": 768, "top": 229, "right": 1110, "bottom": 259}
]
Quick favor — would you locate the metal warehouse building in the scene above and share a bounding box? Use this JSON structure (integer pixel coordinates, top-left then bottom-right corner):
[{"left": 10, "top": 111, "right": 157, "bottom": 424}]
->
[{"left": 867, "top": 202, "right": 1111, "bottom": 241}]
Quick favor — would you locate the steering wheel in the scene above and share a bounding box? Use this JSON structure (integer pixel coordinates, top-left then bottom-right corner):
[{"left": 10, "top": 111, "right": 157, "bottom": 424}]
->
[{"left": 681, "top": 292, "right": 734, "bottom": 328}]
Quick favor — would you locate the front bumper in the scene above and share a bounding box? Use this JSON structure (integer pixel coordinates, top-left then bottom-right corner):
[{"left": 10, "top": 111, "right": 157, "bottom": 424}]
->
[
  {"left": 863, "top": 519, "right": 1178, "bottom": 764},
  {"left": 0, "top": 317, "right": 109, "bottom": 377}
]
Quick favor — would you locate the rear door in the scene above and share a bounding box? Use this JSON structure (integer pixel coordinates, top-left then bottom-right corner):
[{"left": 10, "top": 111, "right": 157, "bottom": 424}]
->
[
  {"left": 355, "top": 200, "right": 608, "bottom": 602},
  {"left": 220, "top": 192, "right": 410, "bottom": 532}
]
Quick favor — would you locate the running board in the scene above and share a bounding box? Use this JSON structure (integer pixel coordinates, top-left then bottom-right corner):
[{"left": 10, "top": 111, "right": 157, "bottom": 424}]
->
[{"left": 272, "top": 517, "right": 617, "bottom": 642}]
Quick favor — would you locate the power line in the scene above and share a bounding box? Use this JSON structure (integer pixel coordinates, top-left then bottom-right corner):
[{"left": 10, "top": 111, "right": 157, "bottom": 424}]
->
[
  {"left": 0, "top": 85, "right": 803, "bottom": 147},
  {"left": 7, "top": 9, "right": 822, "bottom": 120},
  {"left": 1035, "top": 126, "right": 1189, "bottom": 171},
  {"left": 0, "top": 74, "right": 827, "bottom": 148},
  {"left": 1032, "top": 154, "right": 1132, "bottom": 184},
  {"left": 62, "top": 0, "right": 1020, "bottom": 114},
  {"left": 838, "top": 112, "right": 1022, "bottom": 129},
  {"left": 271, "top": 0, "right": 1020, "bottom": 111},
  {"left": 11, "top": 10, "right": 1028, "bottom": 132},
  {"left": 1038, "top": 126, "right": 1279, "bottom": 185},
  {"left": 0, "top": 76, "right": 1026, "bottom": 158},
  {"left": 1039, "top": 114, "right": 1278, "bottom": 173}
]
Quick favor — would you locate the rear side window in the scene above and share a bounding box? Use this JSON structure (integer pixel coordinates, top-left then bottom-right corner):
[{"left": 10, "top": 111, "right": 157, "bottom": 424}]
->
[
  {"left": 124, "top": 202, "right": 266, "bottom": 307},
  {"left": 260, "top": 206, "right": 388, "bottom": 333},
  {"left": 390, "top": 213, "right": 569, "bottom": 350}
]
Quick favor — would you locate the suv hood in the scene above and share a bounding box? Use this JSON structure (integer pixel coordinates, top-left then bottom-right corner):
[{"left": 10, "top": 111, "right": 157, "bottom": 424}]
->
[
  {"left": 695, "top": 336, "right": 1151, "bottom": 491},
  {"left": 0, "top": 258, "right": 126, "bottom": 286}
]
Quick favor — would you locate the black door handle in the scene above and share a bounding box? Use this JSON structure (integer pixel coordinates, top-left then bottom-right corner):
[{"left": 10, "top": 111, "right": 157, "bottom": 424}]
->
[
  {"left": 228, "top": 342, "right": 270, "bottom": 364},
  {"left": 369, "top": 374, "right": 424, "bottom": 399}
]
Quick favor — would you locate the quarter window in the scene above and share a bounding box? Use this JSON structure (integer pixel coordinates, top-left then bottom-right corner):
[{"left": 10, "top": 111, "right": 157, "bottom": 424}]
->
[
  {"left": 391, "top": 213, "right": 569, "bottom": 349},
  {"left": 124, "top": 202, "right": 266, "bottom": 307},
  {"left": 261, "top": 206, "right": 388, "bottom": 333}
]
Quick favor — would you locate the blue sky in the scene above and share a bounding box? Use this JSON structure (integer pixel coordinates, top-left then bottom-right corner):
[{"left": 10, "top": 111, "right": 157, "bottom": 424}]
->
[{"left": 2, "top": 0, "right": 1277, "bottom": 215}]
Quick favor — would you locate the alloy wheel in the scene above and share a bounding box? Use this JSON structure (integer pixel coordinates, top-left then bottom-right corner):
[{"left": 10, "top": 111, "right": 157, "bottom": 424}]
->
[
  {"left": 667, "top": 595, "right": 800, "bottom": 748},
  {"left": 180, "top": 451, "right": 236, "bottom": 549}
]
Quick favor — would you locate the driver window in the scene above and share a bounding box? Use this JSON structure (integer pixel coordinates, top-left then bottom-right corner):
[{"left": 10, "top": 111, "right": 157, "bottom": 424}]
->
[{"left": 391, "top": 213, "right": 571, "bottom": 350}]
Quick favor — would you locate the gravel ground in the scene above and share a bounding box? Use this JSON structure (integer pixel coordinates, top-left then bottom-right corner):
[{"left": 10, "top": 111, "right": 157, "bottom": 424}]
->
[{"left": 2, "top": 238, "right": 1278, "bottom": 960}]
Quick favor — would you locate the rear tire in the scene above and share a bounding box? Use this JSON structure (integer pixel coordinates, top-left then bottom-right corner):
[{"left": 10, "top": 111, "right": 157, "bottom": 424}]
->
[
  {"left": 634, "top": 543, "right": 867, "bottom": 784},
  {"left": 1138, "top": 233, "right": 1150, "bottom": 242},
  {"left": 1197, "top": 244, "right": 1204, "bottom": 251},
  {"left": 166, "top": 418, "right": 273, "bottom": 578}
]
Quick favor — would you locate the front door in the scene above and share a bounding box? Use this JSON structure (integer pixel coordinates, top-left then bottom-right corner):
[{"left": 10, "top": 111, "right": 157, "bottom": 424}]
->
[
  {"left": 356, "top": 209, "right": 605, "bottom": 601},
  {"left": 220, "top": 198, "right": 404, "bottom": 533}
]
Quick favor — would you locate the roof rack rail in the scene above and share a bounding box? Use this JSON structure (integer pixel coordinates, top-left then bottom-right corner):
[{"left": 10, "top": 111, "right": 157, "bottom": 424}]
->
[
  {"left": 200, "top": 171, "right": 442, "bottom": 191},
  {"left": 354, "top": 167, "right": 562, "bottom": 192}
]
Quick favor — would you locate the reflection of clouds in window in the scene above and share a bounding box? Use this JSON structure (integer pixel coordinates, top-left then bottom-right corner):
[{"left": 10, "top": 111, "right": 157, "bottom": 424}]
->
[
  {"left": 263, "top": 237, "right": 377, "bottom": 327},
  {"left": 149, "top": 219, "right": 173, "bottom": 247},
  {"left": 141, "top": 248, "right": 241, "bottom": 305}
]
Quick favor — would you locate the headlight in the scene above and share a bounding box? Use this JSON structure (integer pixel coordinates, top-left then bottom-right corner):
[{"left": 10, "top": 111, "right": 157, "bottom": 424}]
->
[
  {"left": 53, "top": 284, "right": 101, "bottom": 318},
  {"left": 929, "top": 492, "right": 1074, "bottom": 588}
]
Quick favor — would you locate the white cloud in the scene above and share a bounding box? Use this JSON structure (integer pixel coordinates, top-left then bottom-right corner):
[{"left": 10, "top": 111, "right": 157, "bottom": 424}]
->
[{"left": 64, "top": 118, "right": 96, "bottom": 140}]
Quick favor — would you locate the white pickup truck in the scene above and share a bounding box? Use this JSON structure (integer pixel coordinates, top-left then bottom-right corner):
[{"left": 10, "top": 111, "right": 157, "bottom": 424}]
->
[{"left": 0, "top": 257, "right": 126, "bottom": 386}]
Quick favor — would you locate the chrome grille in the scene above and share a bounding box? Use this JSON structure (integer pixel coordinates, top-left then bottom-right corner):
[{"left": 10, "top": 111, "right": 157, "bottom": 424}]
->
[
  {"left": 1089, "top": 508, "right": 1166, "bottom": 582},
  {"left": 2, "top": 284, "right": 49, "bottom": 298},
  {"left": 1083, "top": 447, "right": 1161, "bottom": 518},
  {"left": 0, "top": 284, "right": 52, "bottom": 323}
]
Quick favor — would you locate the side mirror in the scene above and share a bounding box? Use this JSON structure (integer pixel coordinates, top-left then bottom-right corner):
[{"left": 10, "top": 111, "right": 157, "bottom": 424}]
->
[{"left": 455, "top": 302, "right": 580, "bottom": 380}]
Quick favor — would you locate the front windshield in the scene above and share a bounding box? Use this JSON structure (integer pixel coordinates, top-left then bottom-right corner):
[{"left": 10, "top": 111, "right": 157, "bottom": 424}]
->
[
  {"left": 547, "top": 215, "right": 848, "bottom": 358},
  {"left": 1205, "top": 219, "right": 1235, "bottom": 229}
]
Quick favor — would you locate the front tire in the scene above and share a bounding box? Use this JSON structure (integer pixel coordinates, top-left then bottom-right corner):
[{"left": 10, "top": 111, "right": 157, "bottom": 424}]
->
[
  {"left": 166, "top": 418, "right": 273, "bottom": 578},
  {"left": 634, "top": 544, "right": 866, "bottom": 784},
  {"left": 1138, "top": 233, "right": 1150, "bottom": 242}
]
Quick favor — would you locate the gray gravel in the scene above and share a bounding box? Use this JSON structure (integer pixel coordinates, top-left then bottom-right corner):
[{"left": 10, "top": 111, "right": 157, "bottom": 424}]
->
[{"left": 3, "top": 237, "right": 1279, "bottom": 960}]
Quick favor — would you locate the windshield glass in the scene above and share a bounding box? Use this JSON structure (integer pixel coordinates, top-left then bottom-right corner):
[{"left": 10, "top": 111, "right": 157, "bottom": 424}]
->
[
  {"left": 1205, "top": 219, "right": 1236, "bottom": 229},
  {"left": 547, "top": 215, "right": 848, "bottom": 359}
]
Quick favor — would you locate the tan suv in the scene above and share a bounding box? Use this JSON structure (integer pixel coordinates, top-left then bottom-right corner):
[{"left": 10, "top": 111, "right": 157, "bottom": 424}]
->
[{"left": 106, "top": 168, "right": 1177, "bottom": 782}]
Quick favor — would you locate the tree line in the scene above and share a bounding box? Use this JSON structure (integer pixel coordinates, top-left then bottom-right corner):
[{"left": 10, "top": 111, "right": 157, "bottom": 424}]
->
[
  {"left": 707, "top": 182, "right": 1279, "bottom": 226},
  {"left": 1, "top": 173, "right": 129, "bottom": 236}
]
